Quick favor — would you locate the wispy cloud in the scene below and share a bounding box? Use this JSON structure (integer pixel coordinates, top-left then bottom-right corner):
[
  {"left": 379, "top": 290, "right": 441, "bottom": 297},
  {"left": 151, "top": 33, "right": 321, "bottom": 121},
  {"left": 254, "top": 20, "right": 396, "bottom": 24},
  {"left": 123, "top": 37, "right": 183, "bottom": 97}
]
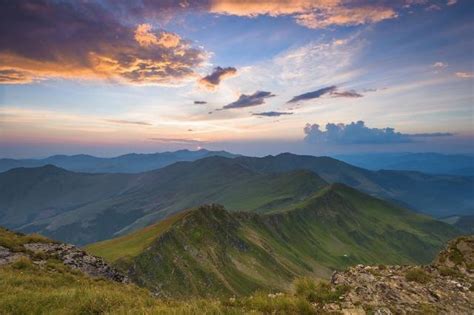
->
[
  {"left": 104, "top": 119, "right": 152, "bottom": 126},
  {"left": 455, "top": 72, "right": 474, "bottom": 79},
  {"left": 209, "top": 1, "right": 398, "bottom": 29},
  {"left": 199, "top": 66, "right": 237, "bottom": 90},
  {"left": 288, "top": 86, "right": 337, "bottom": 103},
  {"left": 222, "top": 91, "right": 275, "bottom": 109},
  {"left": 288, "top": 86, "right": 363, "bottom": 103},
  {"left": 194, "top": 101, "right": 208, "bottom": 104},
  {"left": 331, "top": 90, "right": 363, "bottom": 98},
  {"left": 304, "top": 120, "right": 453, "bottom": 145},
  {"left": 252, "top": 111, "right": 293, "bottom": 117},
  {"left": 148, "top": 137, "right": 206, "bottom": 145},
  {"left": 432, "top": 62, "right": 448, "bottom": 69}
]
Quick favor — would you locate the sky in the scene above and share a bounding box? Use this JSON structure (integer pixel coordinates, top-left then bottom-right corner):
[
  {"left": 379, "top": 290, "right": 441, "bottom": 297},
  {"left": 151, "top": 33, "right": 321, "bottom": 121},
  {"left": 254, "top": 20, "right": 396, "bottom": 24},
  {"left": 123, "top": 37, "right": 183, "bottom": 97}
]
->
[{"left": 0, "top": 0, "right": 473, "bottom": 158}]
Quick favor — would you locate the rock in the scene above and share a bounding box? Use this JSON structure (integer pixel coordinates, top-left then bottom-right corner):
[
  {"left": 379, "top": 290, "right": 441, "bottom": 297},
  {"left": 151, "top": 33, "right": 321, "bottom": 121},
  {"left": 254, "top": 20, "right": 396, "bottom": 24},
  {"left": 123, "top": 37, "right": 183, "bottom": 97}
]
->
[
  {"left": 0, "top": 245, "right": 27, "bottom": 265},
  {"left": 330, "top": 236, "right": 474, "bottom": 314},
  {"left": 23, "top": 242, "right": 128, "bottom": 283}
]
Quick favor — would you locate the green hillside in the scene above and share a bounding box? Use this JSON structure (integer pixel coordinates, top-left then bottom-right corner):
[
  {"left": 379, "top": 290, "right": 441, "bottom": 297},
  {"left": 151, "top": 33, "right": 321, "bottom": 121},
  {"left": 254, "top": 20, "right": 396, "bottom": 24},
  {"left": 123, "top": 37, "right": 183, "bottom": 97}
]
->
[
  {"left": 1, "top": 162, "right": 326, "bottom": 245},
  {"left": 87, "top": 184, "right": 458, "bottom": 297},
  {"left": 2, "top": 153, "right": 471, "bottom": 246}
]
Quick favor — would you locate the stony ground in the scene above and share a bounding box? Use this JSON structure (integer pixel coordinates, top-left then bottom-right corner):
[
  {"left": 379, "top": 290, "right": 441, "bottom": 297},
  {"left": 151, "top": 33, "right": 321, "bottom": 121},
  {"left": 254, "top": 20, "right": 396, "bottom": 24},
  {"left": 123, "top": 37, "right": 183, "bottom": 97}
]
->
[
  {"left": 0, "top": 237, "right": 127, "bottom": 283},
  {"left": 325, "top": 236, "right": 474, "bottom": 314}
]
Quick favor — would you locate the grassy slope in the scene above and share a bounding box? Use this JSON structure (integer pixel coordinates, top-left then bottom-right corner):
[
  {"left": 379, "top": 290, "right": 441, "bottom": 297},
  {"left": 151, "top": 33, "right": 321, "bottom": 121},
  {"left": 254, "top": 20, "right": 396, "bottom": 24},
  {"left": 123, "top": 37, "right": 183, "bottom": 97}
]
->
[
  {"left": 0, "top": 227, "right": 338, "bottom": 314},
  {"left": 87, "top": 184, "right": 459, "bottom": 297},
  {"left": 2, "top": 161, "right": 326, "bottom": 245}
]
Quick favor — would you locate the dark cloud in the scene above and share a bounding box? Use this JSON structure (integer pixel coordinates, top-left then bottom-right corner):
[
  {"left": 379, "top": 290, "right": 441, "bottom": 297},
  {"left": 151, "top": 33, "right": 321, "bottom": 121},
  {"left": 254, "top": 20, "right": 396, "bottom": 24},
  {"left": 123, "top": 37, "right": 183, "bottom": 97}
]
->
[
  {"left": 304, "top": 121, "right": 453, "bottom": 145},
  {"left": 331, "top": 90, "right": 363, "bottom": 98},
  {"left": 287, "top": 86, "right": 337, "bottom": 103},
  {"left": 223, "top": 91, "right": 275, "bottom": 109},
  {"left": 0, "top": 1, "right": 206, "bottom": 85},
  {"left": 104, "top": 119, "right": 152, "bottom": 126},
  {"left": 253, "top": 111, "right": 293, "bottom": 117},
  {"left": 194, "top": 100, "right": 207, "bottom": 104},
  {"left": 199, "top": 66, "right": 237, "bottom": 90},
  {"left": 288, "top": 86, "right": 365, "bottom": 103}
]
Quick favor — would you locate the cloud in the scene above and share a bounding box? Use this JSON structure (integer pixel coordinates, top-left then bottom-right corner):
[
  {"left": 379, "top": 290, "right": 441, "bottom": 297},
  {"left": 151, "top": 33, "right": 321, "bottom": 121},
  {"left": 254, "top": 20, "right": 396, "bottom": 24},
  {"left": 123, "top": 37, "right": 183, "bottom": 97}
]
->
[
  {"left": 432, "top": 62, "right": 448, "bottom": 69},
  {"left": 252, "top": 111, "right": 294, "bottom": 117},
  {"left": 303, "top": 120, "right": 453, "bottom": 145},
  {"left": 194, "top": 101, "right": 208, "bottom": 104},
  {"left": 447, "top": 0, "right": 457, "bottom": 5},
  {"left": 331, "top": 90, "right": 363, "bottom": 98},
  {"left": 455, "top": 72, "right": 474, "bottom": 79},
  {"left": 199, "top": 66, "right": 237, "bottom": 90},
  {"left": 134, "top": 24, "right": 181, "bottom": 48},
  {"left": 409, "top": 132, "right": 454, "bottom": 137},
  {"left": 0, "top": 69, "right": 37, "bottom": 84},
  {"left": 209, "top": 1, "right": 398, "bottom": 29},
  {"left": 148, "top": 137, "right": 206, "bottom": 145},
  {"left": 0, "top": 1, "right": 206, "bottom": 85},
  {"left": 425, "top": 4, "right": 441, "bottom": 11},
  {"left": 222, "top": 91, "right": 275, "bottom": 109},
  {"left": 104, "top": 119, "right": 152, "bottom": 126},
  {"left": 288, "top": 86, "right": 337, "bottom": 103},
  {"left": 288, "top": 86, "right": 365, "bottom": 103},
  {"left": 295, "top": 6, "right": 397, "bottom": 29}
]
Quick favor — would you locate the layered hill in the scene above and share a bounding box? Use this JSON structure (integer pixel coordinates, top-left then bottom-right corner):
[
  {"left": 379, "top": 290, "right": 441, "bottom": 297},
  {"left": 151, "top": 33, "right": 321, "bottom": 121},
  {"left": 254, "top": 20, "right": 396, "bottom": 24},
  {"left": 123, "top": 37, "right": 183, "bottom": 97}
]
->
[
  {"left": 0, "top": 160, "right": 327, "bottom": 244},
  {"left": 233, "top": 153, "right": 474, "bottom": 217},
  {"left": 0, "top": 149, "right": 238, "bottom": 173},
  {"left": 335, "top": 152, "right": 474, "bottom": 176},
  {"left": 1, "top": 153, "right": 472, "bottom": 245},
  {"left": 87, "top": 185, "right": 459, "bottom": 297}
]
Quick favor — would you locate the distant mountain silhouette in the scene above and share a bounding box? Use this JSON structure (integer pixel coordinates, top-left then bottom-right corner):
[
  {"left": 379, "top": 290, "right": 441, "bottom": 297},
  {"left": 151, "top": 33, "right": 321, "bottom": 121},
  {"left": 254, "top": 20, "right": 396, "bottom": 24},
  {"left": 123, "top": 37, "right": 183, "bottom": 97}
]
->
[{"left": 0, "top": 149, "right": 238, "bottom": 173}]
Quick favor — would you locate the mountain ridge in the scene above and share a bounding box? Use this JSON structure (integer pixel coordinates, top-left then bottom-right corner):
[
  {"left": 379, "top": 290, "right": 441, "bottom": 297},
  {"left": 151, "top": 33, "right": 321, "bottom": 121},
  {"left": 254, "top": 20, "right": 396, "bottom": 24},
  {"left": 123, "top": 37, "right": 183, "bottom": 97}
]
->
[{"left": 87, "top": 185, "right": 459, "bottom": 297}]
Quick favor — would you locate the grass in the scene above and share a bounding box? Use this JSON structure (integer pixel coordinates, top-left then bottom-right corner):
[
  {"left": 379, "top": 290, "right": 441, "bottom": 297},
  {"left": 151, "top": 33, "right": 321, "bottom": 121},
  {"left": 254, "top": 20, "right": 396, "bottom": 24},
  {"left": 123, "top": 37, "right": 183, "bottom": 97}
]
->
[
  {"left": 405, "top": 268, "right": 431, "bottom": 284},
  {"left": 0, "top": 257, "right": 236, "bottom": 315},
  {"left": 0, "top": 256, "right": 341, "bottom": 314},
  {"left": 0, "top": 227, "right": 53, "bottom": 252},
  {"left": 86, "top": 185, "right": 457, "bottom": 297},
  {"left": 84, "top": 211, "right": 189, "bottom": 263},
  {"left": 294, "top": 278, "right": 349, "bottom": 303}
]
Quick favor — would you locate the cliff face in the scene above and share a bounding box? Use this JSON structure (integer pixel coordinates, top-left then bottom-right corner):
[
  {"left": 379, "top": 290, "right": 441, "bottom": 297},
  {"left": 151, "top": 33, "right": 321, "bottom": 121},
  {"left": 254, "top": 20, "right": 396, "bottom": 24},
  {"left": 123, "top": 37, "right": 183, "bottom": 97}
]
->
[{"left": 328, "top": 235, "right": 473, "bottom": 314}]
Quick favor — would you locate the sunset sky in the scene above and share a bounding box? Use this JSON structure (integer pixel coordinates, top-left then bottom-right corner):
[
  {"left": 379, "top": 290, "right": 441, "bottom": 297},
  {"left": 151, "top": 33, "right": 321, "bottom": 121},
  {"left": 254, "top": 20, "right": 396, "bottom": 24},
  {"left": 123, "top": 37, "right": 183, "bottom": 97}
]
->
[{"left": 0, "top": 0, "right": 473, "bottom": 157}]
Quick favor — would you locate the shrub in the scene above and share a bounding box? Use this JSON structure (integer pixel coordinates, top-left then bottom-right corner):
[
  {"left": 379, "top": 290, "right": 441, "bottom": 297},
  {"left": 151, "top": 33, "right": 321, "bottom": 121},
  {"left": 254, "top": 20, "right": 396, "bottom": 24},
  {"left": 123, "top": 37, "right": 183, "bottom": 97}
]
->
[
  {"left": 405, "top": 268, "right": 431, "bottom": 284},
  {"left": 294, "top": 277, "right": 349, "bottom": 303},
  {"left": 11, "top": 256, "right": 33, "bottom": 270},
  {"left": 438, "top": 266, "right": 461, "bottom": 278}
]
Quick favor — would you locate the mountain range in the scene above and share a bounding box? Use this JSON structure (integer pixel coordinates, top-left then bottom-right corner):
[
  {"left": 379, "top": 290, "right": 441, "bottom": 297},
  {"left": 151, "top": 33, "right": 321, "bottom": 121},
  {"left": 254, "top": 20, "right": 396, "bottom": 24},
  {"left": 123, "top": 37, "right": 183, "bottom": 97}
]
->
[
  {"left": 335, "top": 152, "right": 474, "bottom": 176},
  {"left": 0, "top": 149, "right": 238, "bottom": 173},
  {"left": 0, "top": 153, "right": 472, "bottom": 245},
  {"left": 86, "top": 185, "right": 458, "bottom": 297}
]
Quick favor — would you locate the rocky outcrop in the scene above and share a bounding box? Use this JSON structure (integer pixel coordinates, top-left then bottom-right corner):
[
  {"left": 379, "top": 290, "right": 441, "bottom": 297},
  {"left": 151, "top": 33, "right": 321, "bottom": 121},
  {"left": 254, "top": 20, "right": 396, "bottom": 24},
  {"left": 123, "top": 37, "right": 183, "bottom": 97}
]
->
[
  {"left": 23, "top": 242, "right": 128, "bottom": 283},
  {"left": 0, "top": 229, "right": 128, "bottom": 283},
  {"left": 327, "top": 235, "right": 473, "bottom": 314}
]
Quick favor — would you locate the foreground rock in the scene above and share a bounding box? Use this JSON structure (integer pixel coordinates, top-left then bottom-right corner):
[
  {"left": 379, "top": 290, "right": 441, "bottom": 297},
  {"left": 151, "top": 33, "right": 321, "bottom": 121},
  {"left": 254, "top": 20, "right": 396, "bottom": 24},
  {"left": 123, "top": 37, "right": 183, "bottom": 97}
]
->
[
  {"left": 0, "top": 228, "right": 128, "bottom": 283},
  {"left": 329, "top": 236, "right": 473, "bottom": 314}
]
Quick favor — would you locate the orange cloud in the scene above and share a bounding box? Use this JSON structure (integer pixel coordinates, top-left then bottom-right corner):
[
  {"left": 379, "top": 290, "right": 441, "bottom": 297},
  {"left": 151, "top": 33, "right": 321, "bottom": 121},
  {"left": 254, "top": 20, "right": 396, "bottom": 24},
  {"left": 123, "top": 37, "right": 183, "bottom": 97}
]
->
[
  {"left": 134, "top": 24, "right": 182, "bottom": 48},
  {"left": 295, "top": 6, "right": 397, "bottom": 29},
  {"left": 0, "top": 2, "right": 206, "bottom": 85},
  {"left": 0, "top": 68, "right": 37, "bottom": 84},
  {"left": 209, "top": 0, "right": 397, "bottom": 28}
]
